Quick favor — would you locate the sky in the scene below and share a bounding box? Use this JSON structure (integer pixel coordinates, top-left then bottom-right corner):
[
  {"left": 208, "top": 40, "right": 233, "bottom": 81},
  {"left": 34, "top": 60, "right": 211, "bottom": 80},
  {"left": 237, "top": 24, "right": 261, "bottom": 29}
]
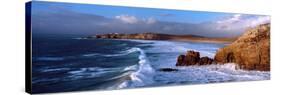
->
[{"left": 30, "top": 1, "right": 270, "bottom": 37}]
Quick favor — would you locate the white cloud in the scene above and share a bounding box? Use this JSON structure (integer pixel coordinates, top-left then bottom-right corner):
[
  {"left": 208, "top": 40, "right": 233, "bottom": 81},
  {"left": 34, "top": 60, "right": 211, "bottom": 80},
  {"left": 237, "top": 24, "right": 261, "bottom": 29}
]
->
[
  {"left": 146, "top": 17, "right": 157, "bottom": 24},
  {"left": 115, "top": 14, "right": 157, "bottom": 24},
  {"left": 217, "top": 14, "right": 241, "bottom": 24},
  {"left": 115, "top": 15, "right": 139, "bottom": 24},
  {"left": 213, "top": 14, "right": 270, "bottom": 31},
  {"left": 249, "top": 16, "right": 270, "bottom": 27}
]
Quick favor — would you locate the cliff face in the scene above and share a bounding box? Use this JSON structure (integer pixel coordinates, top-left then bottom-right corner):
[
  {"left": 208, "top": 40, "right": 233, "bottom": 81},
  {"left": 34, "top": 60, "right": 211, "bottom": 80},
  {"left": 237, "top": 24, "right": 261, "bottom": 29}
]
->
[{"left": 214, "top": 23, "right": 270, "bottom": 71}]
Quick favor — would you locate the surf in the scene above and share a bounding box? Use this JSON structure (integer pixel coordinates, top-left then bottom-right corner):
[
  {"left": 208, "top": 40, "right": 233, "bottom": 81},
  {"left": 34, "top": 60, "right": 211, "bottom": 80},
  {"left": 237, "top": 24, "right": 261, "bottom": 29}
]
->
[{"left": 118, "top": 47, "right": 156, "bottom": 88}]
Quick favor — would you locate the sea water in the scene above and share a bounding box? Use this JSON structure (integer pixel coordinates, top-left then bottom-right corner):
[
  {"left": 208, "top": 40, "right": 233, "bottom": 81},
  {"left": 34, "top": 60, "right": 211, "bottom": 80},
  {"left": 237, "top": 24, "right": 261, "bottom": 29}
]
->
[{"left": 31, "top": 35, "right": 270, "bottom": 93}]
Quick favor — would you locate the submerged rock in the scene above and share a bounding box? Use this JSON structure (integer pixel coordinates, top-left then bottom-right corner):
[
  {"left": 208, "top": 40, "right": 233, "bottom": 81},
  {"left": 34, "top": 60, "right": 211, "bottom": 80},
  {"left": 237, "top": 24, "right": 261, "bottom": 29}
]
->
[
  {"left": 214, "top": 23, "right": 270, "bottom": 71},
  {"left": 158, "top": 68, "right": 178, "bottom": 72}
]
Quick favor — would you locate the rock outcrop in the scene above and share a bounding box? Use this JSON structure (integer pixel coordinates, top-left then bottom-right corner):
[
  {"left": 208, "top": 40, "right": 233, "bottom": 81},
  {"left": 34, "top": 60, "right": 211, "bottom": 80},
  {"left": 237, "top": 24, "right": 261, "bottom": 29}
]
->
[
  {"left": 176, "top": 50, "right": 214, "bottom": 66},
  {"left": 176, "top": 55, "right": 186, "bottom": 66},
  {"left": 158, "top": 68, "right": 179, "bottom": 72},
  {"left": 214, "top": 23, "right": 270, "bottom": 71},
  {"left": 199, "top": 57, "right": 214, "bottom": 65},
  {"left": 184, "top": 51, "right": 200, "bottom": 65}
]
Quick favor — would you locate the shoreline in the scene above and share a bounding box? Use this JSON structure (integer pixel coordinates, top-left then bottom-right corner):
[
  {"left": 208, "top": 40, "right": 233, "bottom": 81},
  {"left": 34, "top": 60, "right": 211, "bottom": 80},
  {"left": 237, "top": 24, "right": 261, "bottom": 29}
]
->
[
  {"left": 91, "top": 38, "right": 232, "bottom": 45},
  {"left": 91, "top": 33, "right": 236, "bottom": 44},
  {"left": 167, "top": 38, "right": 234, "bottom": 44}
]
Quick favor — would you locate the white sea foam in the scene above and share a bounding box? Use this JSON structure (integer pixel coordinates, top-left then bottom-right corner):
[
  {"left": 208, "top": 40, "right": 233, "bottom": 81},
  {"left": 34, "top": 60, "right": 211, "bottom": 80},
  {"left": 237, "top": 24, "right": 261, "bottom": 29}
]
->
[
  {"left": 116, "top": 40, "right": 270, "bottom": 88},
  {"left": 32, "top": 78, "right": 60, "bottom": 84},
  {"left": 82, "top": 53, "right": 100, "bottom": 57},
  {"left": 152, "top": 63, "right": 269, "bottom": 85},
  {"left": 82, "top": 53, "right": 119, "bottom": 57},
  {"left": 130, "top": 39, "right": 221, "bottom": 58},
  {"left": 41, "top": 68, "right": 71, "bottom": 72},
  {"left": 67, "top": 67, "right": 123, "bottom": 80},
  {"left": 82, "top": 47, "right": 142, "bottom": 57},
  {"left": 67, "top": 47, "right": 151, "bottom": 82},
  {"left": 118, "top": 47, "right": 155, "bottom": 88}
]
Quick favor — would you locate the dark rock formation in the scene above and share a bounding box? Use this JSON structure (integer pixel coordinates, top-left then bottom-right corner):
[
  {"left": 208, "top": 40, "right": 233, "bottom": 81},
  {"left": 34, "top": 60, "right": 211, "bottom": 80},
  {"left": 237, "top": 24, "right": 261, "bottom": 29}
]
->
[
  {"left": 176, "top": 55, "right": 186, "bottom": 66},
  {"left": 158, "top": 68, "right": 178, "bottom": 72},
  {"left": 185, "top": 51, "right": 200, "bottom": 65},
  {"left": 214, "top": 23, "right": 270, "bottom": 71},
  {"left": 176, "top": 50, "right": 214, "bottom": 66},
  {"left": 199, "top": 56, "right": 214, "bottom": 65}
]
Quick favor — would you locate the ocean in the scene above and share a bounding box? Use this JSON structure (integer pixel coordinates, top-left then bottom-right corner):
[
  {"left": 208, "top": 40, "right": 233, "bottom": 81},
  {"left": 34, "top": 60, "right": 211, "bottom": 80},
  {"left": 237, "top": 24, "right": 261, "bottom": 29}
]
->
[{"left": 31, "top": 34, "right": 270, "bottom": 93}]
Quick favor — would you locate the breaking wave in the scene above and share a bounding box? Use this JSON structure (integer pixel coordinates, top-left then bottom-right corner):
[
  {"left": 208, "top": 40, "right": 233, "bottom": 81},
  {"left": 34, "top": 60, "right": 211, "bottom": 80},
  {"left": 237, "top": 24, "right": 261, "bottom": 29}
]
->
[{"left": 118, "top": 47, "right": 155, "bottom": 88}]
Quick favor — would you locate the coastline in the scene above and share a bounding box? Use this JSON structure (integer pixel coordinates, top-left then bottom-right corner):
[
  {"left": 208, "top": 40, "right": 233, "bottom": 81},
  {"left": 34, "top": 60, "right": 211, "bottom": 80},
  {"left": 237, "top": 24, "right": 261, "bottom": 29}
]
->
[
  {"left": 167, "top": 38, "right": 235, "bottom": 44},
  {"left": 87, "top": 23, "right": 270, "bottom": 72},
  {"left": 89, "top": 33, "right": 236, "bottom": 44}
]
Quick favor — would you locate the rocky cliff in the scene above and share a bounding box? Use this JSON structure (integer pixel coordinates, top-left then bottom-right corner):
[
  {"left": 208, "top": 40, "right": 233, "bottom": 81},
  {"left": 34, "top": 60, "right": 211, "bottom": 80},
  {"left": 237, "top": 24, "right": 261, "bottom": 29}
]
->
[{"left": 214, "top": 23, "right": 270, "bottom": 71}]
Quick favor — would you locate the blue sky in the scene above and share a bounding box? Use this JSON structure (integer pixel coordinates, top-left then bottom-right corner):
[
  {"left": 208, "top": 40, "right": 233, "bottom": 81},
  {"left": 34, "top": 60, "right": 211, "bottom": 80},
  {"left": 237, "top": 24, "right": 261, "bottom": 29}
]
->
[
  {"left": 30, "top": 1, "right": 270, "bottom": 37},
  {"left": 32, "top": 1, "right": 230, "bottom": 24}
]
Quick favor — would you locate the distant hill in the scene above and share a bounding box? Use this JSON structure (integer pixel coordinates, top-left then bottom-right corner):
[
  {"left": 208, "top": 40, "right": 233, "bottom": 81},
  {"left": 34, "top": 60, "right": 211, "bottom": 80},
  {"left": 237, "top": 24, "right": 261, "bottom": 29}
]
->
[{"left": 89, "top": 32, "right": 236, "bottom": 43}]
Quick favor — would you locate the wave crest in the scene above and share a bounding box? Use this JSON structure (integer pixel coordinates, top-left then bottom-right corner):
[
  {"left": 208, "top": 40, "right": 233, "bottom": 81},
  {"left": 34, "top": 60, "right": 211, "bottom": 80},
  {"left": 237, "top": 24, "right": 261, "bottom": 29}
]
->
[{"left": 118, "top": 47, "right": 155, "bottom": 88}]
